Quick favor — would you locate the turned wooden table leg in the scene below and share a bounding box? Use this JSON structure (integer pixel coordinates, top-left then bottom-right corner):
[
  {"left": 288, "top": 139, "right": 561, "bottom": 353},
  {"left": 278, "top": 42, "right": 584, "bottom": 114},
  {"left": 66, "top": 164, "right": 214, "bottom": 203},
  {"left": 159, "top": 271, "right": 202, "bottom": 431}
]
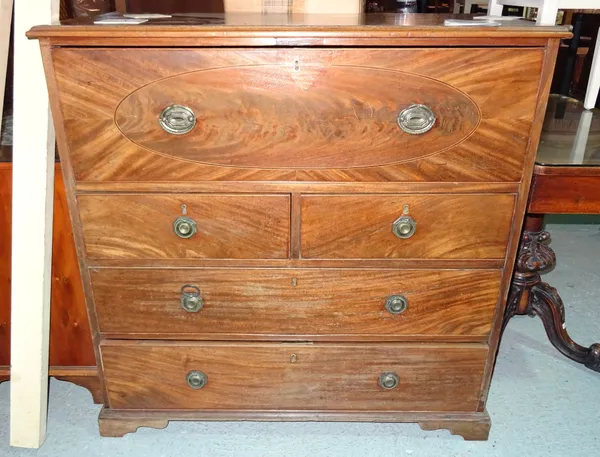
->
[{"left": 506, "top": 215, "right": 600, "bottom": 372}]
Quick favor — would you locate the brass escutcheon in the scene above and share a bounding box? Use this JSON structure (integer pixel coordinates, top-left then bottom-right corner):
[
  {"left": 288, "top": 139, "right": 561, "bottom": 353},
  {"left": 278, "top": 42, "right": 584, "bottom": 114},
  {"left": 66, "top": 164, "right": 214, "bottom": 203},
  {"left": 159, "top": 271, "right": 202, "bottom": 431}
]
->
[{"left": 378, "top": 372, "right": 400, "bottom": 390}]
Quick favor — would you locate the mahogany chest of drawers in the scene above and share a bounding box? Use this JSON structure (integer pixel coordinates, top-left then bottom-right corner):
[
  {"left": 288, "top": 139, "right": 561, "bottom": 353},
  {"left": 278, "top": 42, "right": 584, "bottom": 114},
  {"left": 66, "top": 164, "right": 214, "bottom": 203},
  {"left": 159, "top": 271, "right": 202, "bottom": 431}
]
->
[{"left": 29, "top": 14, "right": 567, "bottom": 441}]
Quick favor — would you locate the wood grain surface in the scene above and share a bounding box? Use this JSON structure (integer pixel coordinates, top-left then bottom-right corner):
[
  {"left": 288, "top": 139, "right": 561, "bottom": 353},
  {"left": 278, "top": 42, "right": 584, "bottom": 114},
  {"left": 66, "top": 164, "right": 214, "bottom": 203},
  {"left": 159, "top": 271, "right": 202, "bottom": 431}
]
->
[
  {"left": 52, "top": 47, "right": 543, "bottom": 184},
  {"left": 36, "top": 36, "right": 561, "bottom": 48},
  {"left": 101, "top": 341, "right": 488, "bottom": 411},
  {"left": 115, "top": 64, "right": 480, "bottom": 169},
  {"left": 26, "top": 20, "right": 564, "bottom": 435},
  {"left": 41, "top": 43, "right": 111, "bottom": 405},
  {"left": 27, "top": 13, "right": 571, "bottom": 47},
  {"left": 301, "top": 194, "right": 515, "bottom": 259},
  {"left": 78, "top": 194, "right": 290, "bottom": 260},
  {"left": 96, "top": 406, "right": 491, "bottom": 440},
  {"left": 528, "top": 174, "right": 600, "bottom": 214},
  {"left": 75, "top": 181, "right": 520, "bottom": 194},
  {"left": 49, "top": 168, "right": 95, "bottom": 366},
  {"left": 90, "top": 268, "right": 502, "bottom": 339},
  {"left": 0, "top": 165, "right": 11, "bottom": 366},
  {"left": 0, "top": 164, "right": 95, "bottom": 368},
  {"left": 87, "top": 258, "right": 506, "bottom": 270}
]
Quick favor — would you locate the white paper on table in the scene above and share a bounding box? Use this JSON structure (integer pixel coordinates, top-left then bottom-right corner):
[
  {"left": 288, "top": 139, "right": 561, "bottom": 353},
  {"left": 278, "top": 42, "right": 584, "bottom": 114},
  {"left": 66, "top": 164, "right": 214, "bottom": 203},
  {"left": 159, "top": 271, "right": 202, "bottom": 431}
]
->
[
  {"left": 472, "top": 15, "right": 524, "bottom": 21},
  {"left": 123, "top": 13, "right": 172, "bottom": 19},
  {"left": 444, "top": 19, "right": 501, "bottom": 27},
  {"left": 93, "top": 18, "right": 149, "bottom": 24}
]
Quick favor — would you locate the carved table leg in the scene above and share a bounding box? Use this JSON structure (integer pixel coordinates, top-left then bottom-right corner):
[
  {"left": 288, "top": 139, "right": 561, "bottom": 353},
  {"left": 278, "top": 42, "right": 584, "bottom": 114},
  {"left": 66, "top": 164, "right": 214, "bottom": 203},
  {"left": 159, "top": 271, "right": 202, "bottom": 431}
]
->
[{"left": 506, "top": 215, "right": 600, "bottom": 372}]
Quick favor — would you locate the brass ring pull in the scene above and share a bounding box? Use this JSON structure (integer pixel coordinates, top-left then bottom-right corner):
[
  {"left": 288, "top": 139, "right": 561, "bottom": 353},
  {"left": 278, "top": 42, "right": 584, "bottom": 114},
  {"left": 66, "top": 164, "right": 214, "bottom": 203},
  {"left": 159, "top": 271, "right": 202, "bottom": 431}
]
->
[
  {"left": 397, "top": 104, "right": 436, "bottom": 135},
  {"left": 186, "top": 371, "right": 208, "bottom": 390},
  {"left": 159, "top": 104, "right": 196, "bottom": 135},
  {"left": 378, "top": 372, "right": 400, "bottom": 390},
  {"left": 392, "top": 215, "right": 416, "bottom": 239},
  {"left": 385, "top": 295, "right": 408, "bottom": 315},
  {"left": 181, "top": 284, "right": 203, "bottom": 313},
  {"left": 173, "top": 216, "right": 197, "bottom": 239}
]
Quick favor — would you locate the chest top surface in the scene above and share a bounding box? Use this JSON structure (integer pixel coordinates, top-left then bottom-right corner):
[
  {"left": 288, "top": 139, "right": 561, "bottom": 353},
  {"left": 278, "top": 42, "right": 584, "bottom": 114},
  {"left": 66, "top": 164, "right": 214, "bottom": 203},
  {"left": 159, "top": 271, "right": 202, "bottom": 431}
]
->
[{"left": 27, "top": 13, "right": 569, "bottom": 46}]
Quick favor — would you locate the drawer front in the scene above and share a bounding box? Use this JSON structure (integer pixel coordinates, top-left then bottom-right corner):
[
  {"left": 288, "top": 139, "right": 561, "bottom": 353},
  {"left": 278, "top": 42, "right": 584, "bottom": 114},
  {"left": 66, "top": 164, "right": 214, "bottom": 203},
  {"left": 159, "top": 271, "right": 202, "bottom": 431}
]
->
[
  {"left": 101, "top": 341, "right": 487, "bottom": 411},
  {"left": 113, "top": 62, "right": 479, "bottom": 169},
  {"left": 301, "top": 194, "right": 515, "bottom": 259},
  {"left": 79, "top": 194, "right": 290, "bottom": 260},
  {"left": 91, "top": 268, "right": 502, "bottom": 339},
  {"left": 53, "top": 47, "right": 543, "bottom": 183}
]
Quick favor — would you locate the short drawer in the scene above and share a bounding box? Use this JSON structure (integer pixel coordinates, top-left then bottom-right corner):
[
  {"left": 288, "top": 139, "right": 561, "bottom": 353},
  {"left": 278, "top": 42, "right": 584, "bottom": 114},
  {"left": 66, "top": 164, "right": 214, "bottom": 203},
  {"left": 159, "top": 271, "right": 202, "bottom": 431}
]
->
[
  {"left": 301, "top": 194, "right": 515, "bottom": 259},
  {"left": 101, "top": 341, "right": 487, "bottom": 411},
  {"left": 78, "top": 194, "right": 290, "bottom": 260},
  {"left": 91, "top": 268, "right": 501, "bottom": 340}
]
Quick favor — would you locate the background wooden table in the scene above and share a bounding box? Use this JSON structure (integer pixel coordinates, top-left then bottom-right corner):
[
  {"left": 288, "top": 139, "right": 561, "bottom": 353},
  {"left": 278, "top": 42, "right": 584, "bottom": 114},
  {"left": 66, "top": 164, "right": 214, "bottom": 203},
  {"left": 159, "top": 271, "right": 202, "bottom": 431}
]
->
[{"left": 506, "top": 95, "right": 600, "bottom": 372}]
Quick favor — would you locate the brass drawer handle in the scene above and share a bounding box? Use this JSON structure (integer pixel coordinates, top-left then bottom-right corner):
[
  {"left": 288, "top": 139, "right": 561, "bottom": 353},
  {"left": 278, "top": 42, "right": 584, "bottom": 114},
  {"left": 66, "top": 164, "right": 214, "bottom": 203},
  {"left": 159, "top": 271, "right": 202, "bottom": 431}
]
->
[
  {"left": 173, "top": 216, "right": 197, "bottom": 239},
  {"left": 397, "top": 104, "right": 436, "bottom": 135},
  {"left": 392, "top": 215, "right": 416, "bottom": 239},
  {"left": 385, "top": 295, "right": 408, "bottom": 315},
  {"left": 186, "top": 371, "right": 208, "bottom": 390},
  {"left": 159, "top": 104, "right": 196, "bottom": 135},
  {"left": 181, "top": 284, "right": 203, "bottom": 313},
  {"left": 378, "top": 372, "right": 400, "bottom": 390}
]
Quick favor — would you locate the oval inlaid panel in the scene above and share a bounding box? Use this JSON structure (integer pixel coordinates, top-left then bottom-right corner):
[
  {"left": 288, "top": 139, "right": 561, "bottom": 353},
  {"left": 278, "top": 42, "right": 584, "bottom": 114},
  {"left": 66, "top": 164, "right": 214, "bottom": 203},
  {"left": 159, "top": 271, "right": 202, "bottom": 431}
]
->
[{"left": 115, "top": 66, "right": 481, "bottom": 169}]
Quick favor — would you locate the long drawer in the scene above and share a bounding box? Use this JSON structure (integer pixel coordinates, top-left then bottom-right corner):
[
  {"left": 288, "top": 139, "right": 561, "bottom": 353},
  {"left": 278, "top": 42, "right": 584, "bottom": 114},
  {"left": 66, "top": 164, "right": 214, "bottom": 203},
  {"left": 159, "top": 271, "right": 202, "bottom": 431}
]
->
[
  {"left": 78, "top": 194, "right": 290, "bottom": 260},
  {"left": 91, "top": 268, "right": 501, "bottom": 340},
  {"left": 52, "top": 48, "right": 543, "bottom": 183},
  {"left": 301, "top": 194, "right": 515, "bottom": 259},
  {"left": 101, "top": 341, "right": 487, "bottom": 411}
]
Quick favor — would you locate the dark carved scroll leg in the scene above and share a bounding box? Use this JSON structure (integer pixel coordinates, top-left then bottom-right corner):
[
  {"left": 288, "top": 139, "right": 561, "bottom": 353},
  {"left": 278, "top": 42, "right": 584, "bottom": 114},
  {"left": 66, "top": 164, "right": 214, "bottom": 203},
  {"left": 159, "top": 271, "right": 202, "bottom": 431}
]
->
[
  {"left": 529, "top": 283, "right": 600, "bottom": 372},
  {"left": 506, "top": 215, "right": 600, "bottom": 373}
]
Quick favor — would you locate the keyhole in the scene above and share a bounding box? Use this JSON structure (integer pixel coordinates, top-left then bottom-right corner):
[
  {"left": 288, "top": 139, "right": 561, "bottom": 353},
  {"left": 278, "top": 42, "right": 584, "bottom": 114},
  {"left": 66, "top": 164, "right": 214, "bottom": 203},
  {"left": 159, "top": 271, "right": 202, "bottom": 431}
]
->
[
  {"left": 291, "top": 277, "right": 298, "bottom": 287},
  {"left": 181, "top": 204, "right": 187, "bottom": 215},
  {"left": 294, "top": 60, "right": 300, "bottom": 71},
  {"left": 290, "top": 354, "right": 297, "bottom": 363}
]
